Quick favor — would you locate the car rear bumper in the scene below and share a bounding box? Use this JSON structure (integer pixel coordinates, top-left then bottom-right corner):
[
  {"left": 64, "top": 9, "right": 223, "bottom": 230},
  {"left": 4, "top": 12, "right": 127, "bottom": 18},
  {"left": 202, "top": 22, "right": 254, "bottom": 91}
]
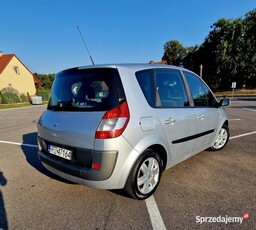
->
[{"left": 38, "top": 149, "right": 118, "bottom": 181}]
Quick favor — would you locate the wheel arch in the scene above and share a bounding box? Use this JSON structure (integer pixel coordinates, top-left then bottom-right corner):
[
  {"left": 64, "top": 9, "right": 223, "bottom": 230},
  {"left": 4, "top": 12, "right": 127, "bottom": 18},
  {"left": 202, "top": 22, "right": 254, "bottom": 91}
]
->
[
  {"left": 147, "top": 144, "right": 167, "bottom": 170},
  {"left": 223, "top": 119, "right": 229, "bottom": 127},
  {"left": 132, "top": 134, "right": 170, "bottom": 171},
  {"left": 117, "top": 135, "right": 170, "bottom": 189}
]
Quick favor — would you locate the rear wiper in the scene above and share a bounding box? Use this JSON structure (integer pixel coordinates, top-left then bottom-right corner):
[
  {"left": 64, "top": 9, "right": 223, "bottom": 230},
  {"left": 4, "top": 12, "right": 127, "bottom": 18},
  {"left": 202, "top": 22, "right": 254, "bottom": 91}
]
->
[{"left": 48, "top": 101, "right": 75, "bottom": 111}]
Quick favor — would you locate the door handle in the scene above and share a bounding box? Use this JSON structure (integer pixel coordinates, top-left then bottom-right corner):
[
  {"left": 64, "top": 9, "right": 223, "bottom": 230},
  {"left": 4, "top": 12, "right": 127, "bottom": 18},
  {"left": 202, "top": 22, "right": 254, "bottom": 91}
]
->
[
  {"left": 198, "top": 114, "right": 205, "bottom": 120},
  {"left": 165, "top": 118, "right": 176, "bottom": 124}
]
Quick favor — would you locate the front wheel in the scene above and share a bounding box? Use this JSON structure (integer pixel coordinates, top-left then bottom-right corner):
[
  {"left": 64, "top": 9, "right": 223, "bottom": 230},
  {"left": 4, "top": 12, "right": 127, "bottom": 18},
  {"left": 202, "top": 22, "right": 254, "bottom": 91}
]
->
[
  {"left": 210, "top": 124, "right": 230, "bottom": 151},
  {"left": 124, "top": 149, "right": 163, "bottom": 200}
]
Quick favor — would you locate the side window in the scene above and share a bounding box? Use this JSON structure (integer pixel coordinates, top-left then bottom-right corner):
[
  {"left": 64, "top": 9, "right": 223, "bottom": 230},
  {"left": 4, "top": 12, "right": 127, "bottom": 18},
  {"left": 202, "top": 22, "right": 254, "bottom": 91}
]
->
[
  {"left": 136, "top": 70, "right": 154, "bottom": 107},
  {"left": 184, "top": 72, "right": 216, "bottom": 107},
  {"left": 13, "top": 66, "right": 20, "bottom": 75},
  {"left": 155, "top": 70, "right": 189, "bottom": 108},
  {"left": 202, "top": 83, "right": 217, "bottom": 107}
]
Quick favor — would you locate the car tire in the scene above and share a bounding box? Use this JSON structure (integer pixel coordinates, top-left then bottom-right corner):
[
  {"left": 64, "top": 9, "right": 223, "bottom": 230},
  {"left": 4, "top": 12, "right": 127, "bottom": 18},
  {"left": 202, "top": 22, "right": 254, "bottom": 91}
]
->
[
  {"left": 210, "top": 124, "right": 230, "bottom": 151},
  {"left": 124, "top": 149, "right": 163, "bottom": 200}
]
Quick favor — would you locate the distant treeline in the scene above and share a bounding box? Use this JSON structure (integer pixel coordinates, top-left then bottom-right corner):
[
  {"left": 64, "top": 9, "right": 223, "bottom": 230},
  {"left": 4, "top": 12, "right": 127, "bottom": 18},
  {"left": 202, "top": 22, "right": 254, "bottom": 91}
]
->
[
  {"left": 34, "top": 73, "right": 55, "bottom": 90},
  {"left": 162, "top": 9, "right": 256, "bottom": 90}
]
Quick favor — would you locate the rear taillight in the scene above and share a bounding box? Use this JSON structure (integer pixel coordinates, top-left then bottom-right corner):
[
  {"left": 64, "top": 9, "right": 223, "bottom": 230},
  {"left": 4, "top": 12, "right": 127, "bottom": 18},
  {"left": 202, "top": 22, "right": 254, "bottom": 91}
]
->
[{"left": 95, "top": 101, "right": 130, "bottom": 139}]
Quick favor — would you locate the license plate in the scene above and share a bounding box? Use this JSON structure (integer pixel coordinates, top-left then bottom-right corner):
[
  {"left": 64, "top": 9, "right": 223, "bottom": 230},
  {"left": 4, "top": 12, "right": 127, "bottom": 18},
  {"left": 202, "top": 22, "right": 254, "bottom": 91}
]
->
[{"left": 48, "top": 145, "right": 72, "bottom": 160}]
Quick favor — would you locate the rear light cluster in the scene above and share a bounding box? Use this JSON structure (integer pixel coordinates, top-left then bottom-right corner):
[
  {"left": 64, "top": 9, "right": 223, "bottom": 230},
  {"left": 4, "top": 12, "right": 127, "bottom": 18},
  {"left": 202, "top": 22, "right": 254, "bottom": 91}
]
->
[{"left": 95, "top": 101, "right": 130, "bottom": 139}]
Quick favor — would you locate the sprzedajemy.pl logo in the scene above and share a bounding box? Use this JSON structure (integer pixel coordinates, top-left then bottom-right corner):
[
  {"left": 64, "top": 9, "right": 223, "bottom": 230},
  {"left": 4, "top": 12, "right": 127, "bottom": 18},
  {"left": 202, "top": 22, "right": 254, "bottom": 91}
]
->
[{"left": 196, "top": 212, "right": 251, "bottom": 225}]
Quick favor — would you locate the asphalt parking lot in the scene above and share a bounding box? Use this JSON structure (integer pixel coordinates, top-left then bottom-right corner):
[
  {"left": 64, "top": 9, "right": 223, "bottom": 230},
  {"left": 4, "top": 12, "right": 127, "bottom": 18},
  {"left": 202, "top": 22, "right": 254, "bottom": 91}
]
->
[{"left": 0, "top": 100, "right": 255, "bottom": 230}]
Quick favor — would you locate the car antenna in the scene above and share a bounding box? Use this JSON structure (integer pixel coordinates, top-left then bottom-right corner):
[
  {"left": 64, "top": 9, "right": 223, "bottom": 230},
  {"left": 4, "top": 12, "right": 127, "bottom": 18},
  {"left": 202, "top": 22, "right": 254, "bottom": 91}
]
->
[{"left": 77, "top": 25, "right": 95, "bottom": 65}]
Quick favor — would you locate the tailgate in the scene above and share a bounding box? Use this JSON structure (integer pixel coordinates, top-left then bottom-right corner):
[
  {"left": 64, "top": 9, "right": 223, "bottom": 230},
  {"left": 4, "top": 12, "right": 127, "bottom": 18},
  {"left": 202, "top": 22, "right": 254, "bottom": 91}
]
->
[{"left": 38, "top": 110, "right": 104, "bottom": 149}]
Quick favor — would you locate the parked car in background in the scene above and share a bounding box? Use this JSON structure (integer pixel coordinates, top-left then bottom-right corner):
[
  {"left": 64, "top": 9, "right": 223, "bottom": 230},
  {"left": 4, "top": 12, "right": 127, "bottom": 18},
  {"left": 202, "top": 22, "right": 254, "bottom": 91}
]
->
[{"left": 37, "top": 64, "right": 230, "bottom": 199}]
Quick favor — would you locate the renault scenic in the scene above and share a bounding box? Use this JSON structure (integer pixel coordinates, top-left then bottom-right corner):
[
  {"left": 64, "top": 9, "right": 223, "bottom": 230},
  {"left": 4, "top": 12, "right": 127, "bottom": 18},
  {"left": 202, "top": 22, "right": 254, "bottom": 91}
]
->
[{"left": 37, "top": 64, "right": 230, "bottom": 199}]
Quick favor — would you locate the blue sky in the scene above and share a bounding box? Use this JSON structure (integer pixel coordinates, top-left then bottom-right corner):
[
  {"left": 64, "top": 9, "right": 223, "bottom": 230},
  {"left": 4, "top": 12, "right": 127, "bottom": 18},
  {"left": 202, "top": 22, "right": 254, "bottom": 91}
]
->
[{"left": 1, "top": 0, "right": 255, "bottom": 73}]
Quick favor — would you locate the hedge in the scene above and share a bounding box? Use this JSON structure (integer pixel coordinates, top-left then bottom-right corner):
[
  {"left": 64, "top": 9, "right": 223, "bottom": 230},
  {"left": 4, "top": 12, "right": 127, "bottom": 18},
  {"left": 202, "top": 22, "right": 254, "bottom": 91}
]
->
[
  {"left": 0, "top": 92, "right": 20, "bottom": 104},
  {"left": 37, "top": 89, "right": 50, "bottom": 101}
]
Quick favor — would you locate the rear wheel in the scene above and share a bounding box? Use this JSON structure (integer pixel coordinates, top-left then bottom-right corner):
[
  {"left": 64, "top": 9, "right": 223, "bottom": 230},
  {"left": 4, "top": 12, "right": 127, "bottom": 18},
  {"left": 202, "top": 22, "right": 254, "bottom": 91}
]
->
[
  {"left": 124, "top": 149, "right": 163, "bottom": 200},
  {"left": 211, "top": 124, "right": 229, "bottom": 151}
]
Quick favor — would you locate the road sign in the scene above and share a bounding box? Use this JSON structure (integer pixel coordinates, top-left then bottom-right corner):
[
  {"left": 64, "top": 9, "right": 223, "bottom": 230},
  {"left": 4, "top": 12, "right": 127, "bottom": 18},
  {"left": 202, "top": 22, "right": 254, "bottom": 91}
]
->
[
  {"left": 231, "top": 82, "right": 237, "bottom": 89},
  {"left": 231, "top": 82, "right": 237, "bottom": 99}
]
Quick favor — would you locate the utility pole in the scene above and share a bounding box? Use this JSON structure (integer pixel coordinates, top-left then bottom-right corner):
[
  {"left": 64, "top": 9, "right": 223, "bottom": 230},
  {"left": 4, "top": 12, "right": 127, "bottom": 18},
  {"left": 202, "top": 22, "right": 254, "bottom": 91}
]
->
[{"left": 200, "top": 64, "right": 203, "bottom": 78}]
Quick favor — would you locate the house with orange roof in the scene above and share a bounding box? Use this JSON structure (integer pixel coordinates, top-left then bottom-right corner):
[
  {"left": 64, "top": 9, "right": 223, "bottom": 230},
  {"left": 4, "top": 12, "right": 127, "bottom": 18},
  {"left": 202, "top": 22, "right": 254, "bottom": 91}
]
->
[
  {"left": 0, "top": 51, "right": 36, "bottom": 95},
  {"left": 149, "top": 60, "right": 167, "bottom": 65}
]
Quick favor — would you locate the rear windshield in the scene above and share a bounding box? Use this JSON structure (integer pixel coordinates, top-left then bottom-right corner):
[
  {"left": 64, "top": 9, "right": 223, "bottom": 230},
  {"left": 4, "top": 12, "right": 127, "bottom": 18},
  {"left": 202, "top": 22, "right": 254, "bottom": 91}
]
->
[{"left": 48, "top": 68, "right": 121, "bottom": 111}]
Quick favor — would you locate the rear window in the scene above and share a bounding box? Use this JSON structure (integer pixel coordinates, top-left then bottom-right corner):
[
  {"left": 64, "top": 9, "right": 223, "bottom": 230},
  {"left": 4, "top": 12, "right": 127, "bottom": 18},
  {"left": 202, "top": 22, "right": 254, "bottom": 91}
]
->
[{"left": 48, "top": 68, "right": 122, "bottom": 111}]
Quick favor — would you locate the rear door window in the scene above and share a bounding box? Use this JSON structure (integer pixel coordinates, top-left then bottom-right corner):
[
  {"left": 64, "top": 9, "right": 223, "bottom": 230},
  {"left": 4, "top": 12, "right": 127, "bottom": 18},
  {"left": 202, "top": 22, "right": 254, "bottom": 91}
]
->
[
  {"left": 136, "top": 69, "right": 155, "bottom": 107},
  {"left": 155, "top": 70, "right": 189, "bottom": 108},
  {"left": 48, "top": 68, "right": 121, "bottom": 111},
  {"left": 136, "top": 69, "right": 190, "bottom": 108}
]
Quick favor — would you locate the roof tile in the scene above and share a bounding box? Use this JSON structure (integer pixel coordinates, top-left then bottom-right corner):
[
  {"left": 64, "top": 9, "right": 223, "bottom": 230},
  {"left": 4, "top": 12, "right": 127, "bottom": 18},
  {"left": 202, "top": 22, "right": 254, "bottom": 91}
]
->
[{"left": 0, "top": 54, "right": 15, "bottom": 74}]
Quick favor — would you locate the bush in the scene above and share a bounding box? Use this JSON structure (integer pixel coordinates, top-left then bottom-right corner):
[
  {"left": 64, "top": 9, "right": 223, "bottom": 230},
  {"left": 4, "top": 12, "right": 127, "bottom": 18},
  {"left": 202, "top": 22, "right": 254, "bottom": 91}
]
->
[
  {"left": 20, "top": 93, "right": 28, "bottom": 102},
  {"left": 1, "top": 92, "right": 20, "bottom": 104},
  {"left": 0, "top": 87, "right": 21, "bottom": 104},
  {"left": 38, "top": 89, "right": 50, "bottom": 101}
]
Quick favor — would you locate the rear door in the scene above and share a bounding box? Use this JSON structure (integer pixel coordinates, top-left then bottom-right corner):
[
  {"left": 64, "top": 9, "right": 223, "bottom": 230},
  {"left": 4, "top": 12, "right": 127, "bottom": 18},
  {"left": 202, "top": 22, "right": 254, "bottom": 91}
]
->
[{"left": 155, "top": 69, "right": 198, "bottom": 165}]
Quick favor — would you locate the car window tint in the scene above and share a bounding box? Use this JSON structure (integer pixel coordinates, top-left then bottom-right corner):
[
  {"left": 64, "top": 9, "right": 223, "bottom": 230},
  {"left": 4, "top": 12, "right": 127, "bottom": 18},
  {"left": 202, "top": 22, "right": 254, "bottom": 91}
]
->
[
  {"left": 201, "top": 83, "right": 217, "bottom": 107},
  {"left": 155, "top": 70, "right": 189, "bottom": 108},
  {"left": 48, "top": 68, "right": 119, "bottom": 111},
  {"left": 136, "top": 69, "right": 154, "bottom": 107},
  {"left": 184, "top": 72, "right": 216, "bottom": 107}
]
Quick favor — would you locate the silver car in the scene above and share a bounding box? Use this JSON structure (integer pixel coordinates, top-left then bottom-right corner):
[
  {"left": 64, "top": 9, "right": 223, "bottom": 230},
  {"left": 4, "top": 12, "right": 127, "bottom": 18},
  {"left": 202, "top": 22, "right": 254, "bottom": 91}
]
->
[{"left": 37, "top": 64, "right": 230, "bottom": 199}]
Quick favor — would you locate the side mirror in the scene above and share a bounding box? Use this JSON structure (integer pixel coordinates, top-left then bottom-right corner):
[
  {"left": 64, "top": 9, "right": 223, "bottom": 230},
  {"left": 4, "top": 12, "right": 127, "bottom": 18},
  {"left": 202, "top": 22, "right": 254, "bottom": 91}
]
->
[{"left": 218, "top": 98, "right": 230, "bottom": 107}]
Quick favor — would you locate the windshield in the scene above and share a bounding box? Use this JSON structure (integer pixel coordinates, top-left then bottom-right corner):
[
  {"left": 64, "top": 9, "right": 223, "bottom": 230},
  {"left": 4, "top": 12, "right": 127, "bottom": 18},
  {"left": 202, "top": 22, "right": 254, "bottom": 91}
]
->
[{"left": 48, "top": 68, "right": 120, "bottom": 111}]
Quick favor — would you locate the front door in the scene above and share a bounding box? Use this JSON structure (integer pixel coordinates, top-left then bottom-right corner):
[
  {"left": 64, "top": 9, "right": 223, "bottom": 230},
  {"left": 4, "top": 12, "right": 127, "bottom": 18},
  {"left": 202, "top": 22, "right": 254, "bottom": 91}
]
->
[{"left": 183, "top": 71, "right": 221, "bottom": 152}]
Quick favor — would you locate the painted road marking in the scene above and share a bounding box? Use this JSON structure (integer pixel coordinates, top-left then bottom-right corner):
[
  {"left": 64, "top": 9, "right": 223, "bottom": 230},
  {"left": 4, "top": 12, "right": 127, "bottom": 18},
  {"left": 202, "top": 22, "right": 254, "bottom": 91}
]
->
[
  {"left": 243, "top": 108, "right": 256, "bottom": 112},
  {"left": 1, "top": 129, "right": 256, "bottom": 230},
  {"left": 0, "top": 140, "right": 37, "bottom": 148},
  {"left": 1, "top": 131, "right": 256, "bottom": 148},
  {"left": 230, "top": 131, "right": 256, "bottom": 140},
  {"left": 1, "top": 138, "right": 167, "bottom": 229},
  {"left": 146, "top": 195, "right": 166, "bottom": 230},
  {"left": 229, "top": 118, "right": 241, "bottom": 121}
]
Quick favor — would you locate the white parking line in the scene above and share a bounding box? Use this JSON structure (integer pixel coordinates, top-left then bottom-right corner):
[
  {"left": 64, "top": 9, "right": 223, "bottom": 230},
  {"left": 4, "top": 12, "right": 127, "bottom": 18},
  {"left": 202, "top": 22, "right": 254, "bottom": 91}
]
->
[
  {"left": 230, "top": 131, "right": 256, "bottom": 140},
  {"left": 1, "top": 131, "right": 256, "bottom": 230},
  {"left": 0, "top": 140, "right": 37, "bottom": 148},
  {"left": 0, "top": 139, "right": 166, "bottom": 229},
  {"left": 229, "top": 118, "right": 241, "bottom": 121},
  {"left": 243, "top": 108, "right": 256, "bottom": 112},
  {"left": 145, "top": 195, "right": 166, "bottom": 230}
]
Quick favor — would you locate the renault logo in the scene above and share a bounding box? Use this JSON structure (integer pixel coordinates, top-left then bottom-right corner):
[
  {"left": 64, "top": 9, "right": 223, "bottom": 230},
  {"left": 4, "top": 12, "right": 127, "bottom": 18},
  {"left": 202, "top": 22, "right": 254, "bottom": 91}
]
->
[
  {"left": 53, "top": 119, "right": 59, "bottom": 128},
  {"left": 50, "top": 132, "right": 59, "bottom": 137}
]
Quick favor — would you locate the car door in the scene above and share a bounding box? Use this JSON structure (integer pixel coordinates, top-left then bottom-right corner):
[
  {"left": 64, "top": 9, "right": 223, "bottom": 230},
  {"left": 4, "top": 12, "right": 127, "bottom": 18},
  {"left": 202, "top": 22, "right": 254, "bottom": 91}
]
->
[
  {"left": 155, "top": 69, "right": 198, "bottom": 165},
  {"left": 183, "top": 71, "right": 221, "bottom": 152}
]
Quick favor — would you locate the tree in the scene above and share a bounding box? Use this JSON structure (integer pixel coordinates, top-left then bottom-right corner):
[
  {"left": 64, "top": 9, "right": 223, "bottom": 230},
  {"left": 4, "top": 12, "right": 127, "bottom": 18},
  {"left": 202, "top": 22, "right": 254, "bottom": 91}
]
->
[
  {"left": 162, "top": 8, "right": 256, "bottom": 90},
  {"left": 243, "top": 9, "right": 256, "bottom": 88},
  {"left": 207, "top": 18, "right": 245, "bottom": 88},
  {"left": 162, "top": 40, "right": 187, "bottom": 66},
  {"left": 34, "top": 73, "right": 55, "bottom": 89},
  {"left": 182, "top": 46, "right": 197, "bottom": 70}
]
